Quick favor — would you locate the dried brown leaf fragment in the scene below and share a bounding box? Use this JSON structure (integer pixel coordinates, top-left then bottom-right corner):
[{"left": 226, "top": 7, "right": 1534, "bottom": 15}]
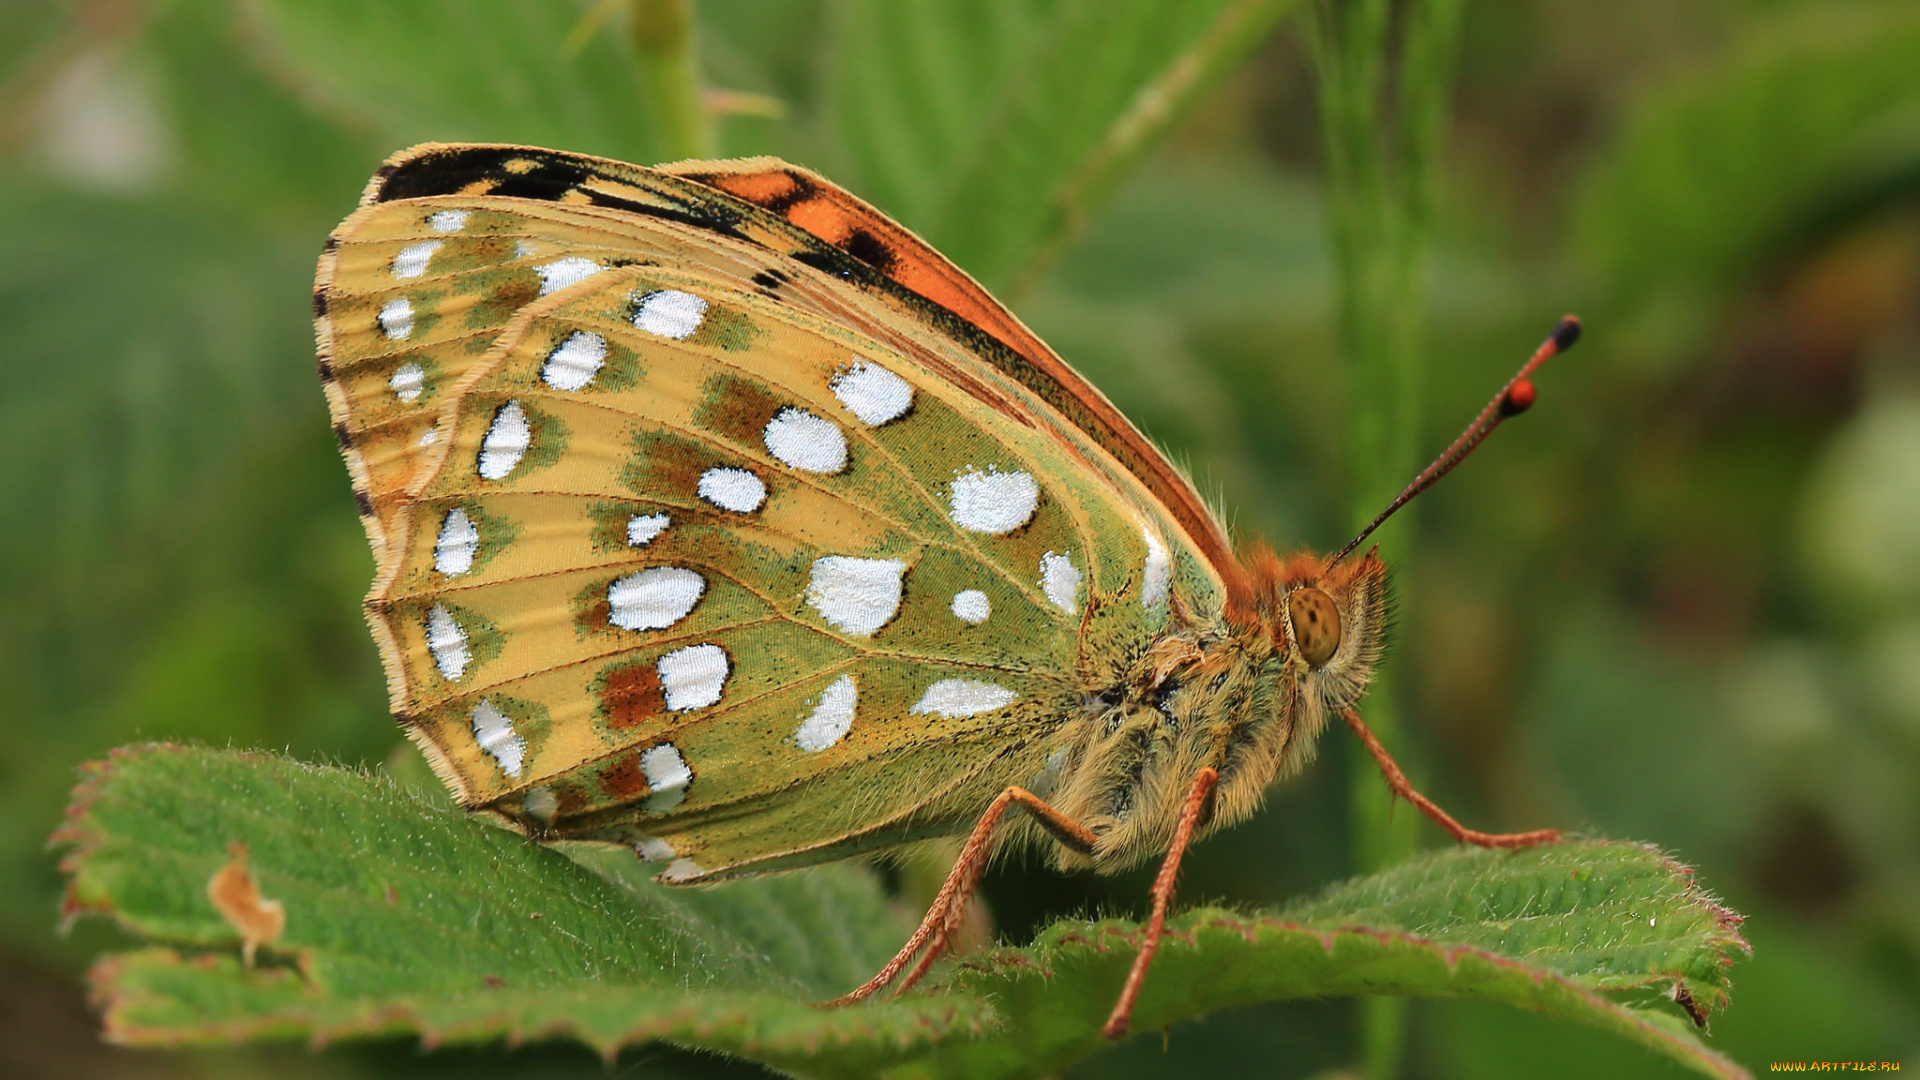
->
[{"left": 205, "top": 842, "right": 284, "bottom": 968}]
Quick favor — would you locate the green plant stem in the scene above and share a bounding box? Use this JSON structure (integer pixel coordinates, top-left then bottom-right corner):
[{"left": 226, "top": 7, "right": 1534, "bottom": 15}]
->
[
  {"left": 630, "top": 0, "right": 711, "bottom": 160},
  {"left": 1310, "top": 0, "right": 1466, "bottom": 1076}
]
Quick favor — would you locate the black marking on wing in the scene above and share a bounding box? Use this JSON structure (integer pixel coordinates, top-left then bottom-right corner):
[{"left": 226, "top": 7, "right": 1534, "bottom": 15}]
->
[
  {"left": 790, "top": 249, "right": 857, "bottom": 281},
  {"left": 369, "top": 146, "right": 752, "bottom": 240},
  {"left": 841, "top": 227, "right": 898, "bottom": 273},
  {"left": 754, "top": 172, "right": 817, "bottom": 214}
]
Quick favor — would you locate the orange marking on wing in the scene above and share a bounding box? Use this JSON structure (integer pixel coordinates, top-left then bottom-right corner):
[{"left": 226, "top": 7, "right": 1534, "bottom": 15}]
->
[
  {"left": 708, "top": 170, "right": 803, "bottom": 206},
  {"left": 782, "top": 195, "right": 854, "bottom": 246},
  {"left": 600, "top": 662, "right": 665, "bottom": 730},
  {"left": 599, "top": 750, "right": 649, "bottom": 800}
]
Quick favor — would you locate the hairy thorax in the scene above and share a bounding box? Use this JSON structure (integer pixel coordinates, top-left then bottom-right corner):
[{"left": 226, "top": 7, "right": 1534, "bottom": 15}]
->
[{"left": 1016, "top": 547, "right": 1388, "bottom": 873}]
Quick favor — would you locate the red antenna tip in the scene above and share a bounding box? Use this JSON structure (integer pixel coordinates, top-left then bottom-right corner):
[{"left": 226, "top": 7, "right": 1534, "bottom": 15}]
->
[
  {"left": 1500, "top": 379, "right": 1536, "bottom": 416},
  {"left": 1327, "top": 315, "right": 1582, "bottom": 566}
]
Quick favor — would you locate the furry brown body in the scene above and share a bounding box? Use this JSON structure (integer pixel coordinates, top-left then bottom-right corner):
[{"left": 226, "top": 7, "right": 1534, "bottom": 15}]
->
[{"left": 1015, "top": 548, "right": 1388, "bottom": 872}]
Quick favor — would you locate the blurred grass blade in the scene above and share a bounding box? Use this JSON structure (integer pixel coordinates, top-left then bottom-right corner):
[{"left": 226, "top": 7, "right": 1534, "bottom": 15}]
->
[
  {"left": 1309, "top": 1, "right": 1468, "bottom": 1072},
  {"left": 60, "top": 745, "right": 1749, "bottom": 1078},
  {"left": 629, "top": 0, "right": 713, "bottom": 160}
]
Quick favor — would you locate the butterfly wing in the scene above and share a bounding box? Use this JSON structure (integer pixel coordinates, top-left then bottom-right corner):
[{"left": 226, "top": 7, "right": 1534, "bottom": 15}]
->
[{"left": 318, "top": 145, "right": 1231, "bottom": 880}]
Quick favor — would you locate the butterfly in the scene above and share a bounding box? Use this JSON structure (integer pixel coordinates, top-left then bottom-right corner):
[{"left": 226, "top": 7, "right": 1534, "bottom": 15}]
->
[{"left": 314, "top": 143, "right": 1573, "bottom": 1039}]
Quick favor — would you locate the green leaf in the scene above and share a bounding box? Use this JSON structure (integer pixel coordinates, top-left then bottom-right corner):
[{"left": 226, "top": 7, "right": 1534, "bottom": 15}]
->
[
  {"left": 920, "top": 846, "right": 1752, "bottom": 1080},
  {"left": 59, "top": 744, "right": 988, "bottom": 1075},
  {"left": 828, "top": 0, "right": 1307, "bottom": 288},
  {"left": 58, "top": 745, "right": 1752, "bottom": 1079},
  {"left": 243, "top": 0, "right": 666, "bottom": 163}
]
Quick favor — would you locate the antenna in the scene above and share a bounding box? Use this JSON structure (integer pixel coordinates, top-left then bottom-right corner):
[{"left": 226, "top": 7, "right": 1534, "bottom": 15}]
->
[{"left": 1329, "top": 315, "right": 1581, "bottom": 565}]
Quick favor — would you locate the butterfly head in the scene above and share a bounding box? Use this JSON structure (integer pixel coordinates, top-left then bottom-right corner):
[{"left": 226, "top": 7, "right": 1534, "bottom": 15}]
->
[{"left": 1235, "top": 544, "right": 1390, "bottom": 766}]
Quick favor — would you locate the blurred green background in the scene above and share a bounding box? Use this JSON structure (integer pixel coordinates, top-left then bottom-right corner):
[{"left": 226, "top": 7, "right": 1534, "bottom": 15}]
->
[{"left": 4, "top": 0, "right": 1918, "bottom": 1076}]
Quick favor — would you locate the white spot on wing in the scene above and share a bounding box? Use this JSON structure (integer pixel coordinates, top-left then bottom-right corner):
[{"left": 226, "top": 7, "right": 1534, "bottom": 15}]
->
[
  {"left": 763, "top": 408, "right": 847, "bottom": 473},
  {"left": 514, "top": 239, "right": 540, "bottom": 259},
  {"left": 633, "top": 289, "right": 708, "bottom": 339},
  {"left": 641, "top": 744, "right": 690, "bottom": 790},
  {"left": 535, "top": 256, "right": 604, "bottom": 295},
  {"left": 661, "top": 858, "right": 705, "bottom": 882},
  {"left": 951, "top": 589, "right": 990, "bottom": 625},
  {"left": 831, "top": 361, "right": 913, "bottom": 425},
  {"left": 469, "top": 699, "right": 525, "bottom": 778},
  {"left": 522, "top": 786, "right": 557, "bottom": 825},
  {"left": 391, "top": 240, "right": 441, "bottom": 279},
  {"left": 794, "top": 675, "right": 856, "bottom": 752},
  {"left": 424, "top": 604, "right": 470, "bottom": 681},
  {"left": 477, "top": 400, "right": 530, "bottom": 480},
  {"left": 949, "top": 468, "right": 1038, "bottom": 533},
  {"left": 1140, "top": 523, "right": 1170, "bottom": 608},
  {"left": 434, "top": 507, "right": 478, "bottom": 576},
  {"left": 417, "top": 424, "right": 438, "bottom": 448},
  {"left": 607, "top": 567, "right": 705, "bottom": 631},
  {"left": 427, "top": 209, "right": 469, "bottom": 233},
  {"left": 626, "top": 513, "right": 669, "bottom": 547},
  {"left": 541, "top": 331, "right": 607, "bottom": 391},
  {"left": 389, "top": 361, "right": 424, "bottom": 402},
  {"left": 657, "top": 644, "right": 728, "bottom": 711},
  {"left": 1040, "top": 551, "right": 1081, "bottom": 615},
  {"left": 911, "top": 679, "right": 1018, "bottom": 718},
  {"left": 641, "top": 743, "right": 691, "bottom": 813},
  {"left": 378, "top": 297, "right": 414, "bottom": 340},
  {"left": 806, "top": 556, "right": 905, "bottom": 636},
  {"left": 698, "top": 467, "right": 765, "bottom": 512},
  {"left": 634, "top": 836, "right": 676, "bottom": 862}
]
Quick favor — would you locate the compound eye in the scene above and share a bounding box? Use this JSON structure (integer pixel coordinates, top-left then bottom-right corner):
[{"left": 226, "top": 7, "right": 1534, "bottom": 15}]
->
[{"left": 1288, "top": 587, "right": 1342, "bottom": 667}]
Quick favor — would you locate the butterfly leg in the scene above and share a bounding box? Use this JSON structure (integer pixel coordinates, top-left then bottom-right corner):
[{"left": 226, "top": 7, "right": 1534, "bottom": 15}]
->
[
  {"left": 1101, "top": 766, "right": 1218, "bottom": 1041},
  {"left": 1340, "top": 706, "right": 1560, "bottom": 848},
  {"left": 828, "top": 786, "right": 1097, "bottom": 1007}
]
